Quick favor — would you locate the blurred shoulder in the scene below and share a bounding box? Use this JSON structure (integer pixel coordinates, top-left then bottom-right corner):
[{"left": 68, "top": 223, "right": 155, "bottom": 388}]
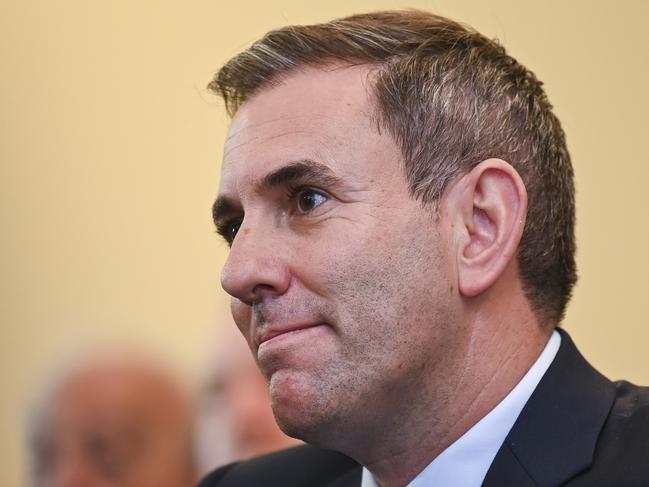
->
[{"left": 197, "top": 445, "right": 360, "bottom": 487}]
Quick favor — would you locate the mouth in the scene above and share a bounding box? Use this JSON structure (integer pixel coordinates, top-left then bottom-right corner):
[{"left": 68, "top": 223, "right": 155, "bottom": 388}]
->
[{"left": 256, "top": 322, "right": 326, "bottom": 348}]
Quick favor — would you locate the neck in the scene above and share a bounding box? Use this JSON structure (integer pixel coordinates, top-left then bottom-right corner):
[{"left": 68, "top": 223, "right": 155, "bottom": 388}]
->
[{"left": 347, "top": 283, "right": 552, "bottom": 487}]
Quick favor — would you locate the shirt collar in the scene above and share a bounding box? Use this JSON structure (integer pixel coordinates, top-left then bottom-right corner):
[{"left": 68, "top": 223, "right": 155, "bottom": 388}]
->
[{"left": 361, "top": 330, "right": 561, "bottom": 487}]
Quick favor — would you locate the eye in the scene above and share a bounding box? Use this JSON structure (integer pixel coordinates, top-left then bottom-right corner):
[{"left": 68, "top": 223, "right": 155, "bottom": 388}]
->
[
  {"left": 216, "top": 218, "right": 242, "bottom": 245},
  {"left": 225, "top": 220, "right": 242, "bottom": 243},
  {"left": 294, "top": 189, "right": 328, "bottom": 213}
]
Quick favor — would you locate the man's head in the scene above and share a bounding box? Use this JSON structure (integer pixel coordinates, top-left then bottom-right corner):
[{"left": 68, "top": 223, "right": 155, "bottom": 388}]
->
[
  {"left": 210, "top": 9, "right": 575, "bottom": 458},
  {"left": 29, "top": 355, "right": 196, "bottom": 487},
  {"left": 212, "top": 10, "right": 576, "bottom": 326}
]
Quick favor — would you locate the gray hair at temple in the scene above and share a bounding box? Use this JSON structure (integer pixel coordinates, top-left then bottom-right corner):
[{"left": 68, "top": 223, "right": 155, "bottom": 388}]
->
[{"left": 209, "top": 9, "right": 576, "bottom": 326}]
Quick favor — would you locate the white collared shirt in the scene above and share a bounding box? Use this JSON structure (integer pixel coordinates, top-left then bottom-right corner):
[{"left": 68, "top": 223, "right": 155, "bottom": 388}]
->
[{"left": 361, "top": 331, "right": 561, "bottom": 487}]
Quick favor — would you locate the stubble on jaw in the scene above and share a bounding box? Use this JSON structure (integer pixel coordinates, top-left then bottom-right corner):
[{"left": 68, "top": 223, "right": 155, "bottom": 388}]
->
[{"left": 264, "top": 218, "right": 460, "bottom": 457}]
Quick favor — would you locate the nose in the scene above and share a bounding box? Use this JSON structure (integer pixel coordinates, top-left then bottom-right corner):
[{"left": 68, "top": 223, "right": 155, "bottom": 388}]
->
[{"left": 221, "top": 222, "right": 291, "bottom": 306}]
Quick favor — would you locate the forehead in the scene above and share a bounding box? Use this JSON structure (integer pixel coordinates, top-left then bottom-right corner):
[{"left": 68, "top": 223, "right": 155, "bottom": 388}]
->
[{"left": 220, "top": 64, "right": 399, "bottom": 192}]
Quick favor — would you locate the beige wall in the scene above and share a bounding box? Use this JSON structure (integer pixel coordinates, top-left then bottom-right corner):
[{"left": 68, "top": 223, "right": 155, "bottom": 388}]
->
[{"left": 2, "top": 1, "right": 647, "bottom": 485}]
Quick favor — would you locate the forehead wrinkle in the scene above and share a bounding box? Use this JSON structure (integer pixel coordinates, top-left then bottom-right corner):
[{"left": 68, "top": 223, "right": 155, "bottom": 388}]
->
[
  {"left": 223, "top": 130, "right": 313, "bottom": 160},
  {"left": 224, "top": 113, "right": 327, "bottom": 144}
]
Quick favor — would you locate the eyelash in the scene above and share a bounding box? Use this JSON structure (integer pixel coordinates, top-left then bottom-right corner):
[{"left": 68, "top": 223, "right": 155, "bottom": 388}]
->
[{"left": 216, "top": 219, "right": 242, "bottom": 246}]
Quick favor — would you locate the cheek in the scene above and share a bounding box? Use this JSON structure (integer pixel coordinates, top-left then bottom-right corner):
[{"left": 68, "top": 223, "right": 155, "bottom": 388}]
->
[
  {"left": 336, "top": 222, "right": 447, "bottom": 327},
  {"left": 289, "top": 229, "right": 359, "bottom": 293}
]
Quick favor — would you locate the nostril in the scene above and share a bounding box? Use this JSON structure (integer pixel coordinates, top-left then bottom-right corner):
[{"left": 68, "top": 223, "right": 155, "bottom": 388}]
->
[{"left": 252, "top": 284, "right": 279, "bottom": 301}]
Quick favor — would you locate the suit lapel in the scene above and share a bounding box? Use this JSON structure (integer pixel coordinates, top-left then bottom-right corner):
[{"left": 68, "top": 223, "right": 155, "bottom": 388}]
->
[
  {"left": 482, "top": 329, "right": 615, "bottom": 487},
  {"left": 483, "top": 443, "right": 538, "bottom": 487}
]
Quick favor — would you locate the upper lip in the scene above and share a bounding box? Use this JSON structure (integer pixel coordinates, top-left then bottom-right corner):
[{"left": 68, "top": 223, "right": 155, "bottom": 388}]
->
[{"left": 256, "top": 322, "right": 323, "bottom": 346}]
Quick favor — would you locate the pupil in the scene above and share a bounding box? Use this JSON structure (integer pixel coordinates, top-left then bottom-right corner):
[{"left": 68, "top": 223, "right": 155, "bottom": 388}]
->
[
  {"left": 230, "top": 223, "right": 240, "bottom": 240},
  {"left": 300, "top": 192, "right": 316, "bottom": 210}
]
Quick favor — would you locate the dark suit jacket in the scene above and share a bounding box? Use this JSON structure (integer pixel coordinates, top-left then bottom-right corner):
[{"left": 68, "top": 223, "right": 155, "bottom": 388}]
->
[{"left": 198, "top": 330, "right": 649, "bottom": 486}]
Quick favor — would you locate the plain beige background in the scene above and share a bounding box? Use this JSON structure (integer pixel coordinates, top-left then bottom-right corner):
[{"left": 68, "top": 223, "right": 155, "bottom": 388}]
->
[{"left": 2, "top": 1, "right": 648, "bottom": 485}]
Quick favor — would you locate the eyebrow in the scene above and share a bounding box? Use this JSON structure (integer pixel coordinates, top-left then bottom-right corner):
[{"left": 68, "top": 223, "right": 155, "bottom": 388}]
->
[
  {"left": 212, "top": 197, "right": 238, "bottom": 228},
  {"left": 257, "top": 159, "right": 342, "bottom": 192}
]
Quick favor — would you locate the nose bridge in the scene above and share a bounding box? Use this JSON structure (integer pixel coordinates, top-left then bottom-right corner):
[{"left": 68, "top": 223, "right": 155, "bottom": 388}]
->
[{"left": 221, "top": 214, "right": 290, "bottom": 304}]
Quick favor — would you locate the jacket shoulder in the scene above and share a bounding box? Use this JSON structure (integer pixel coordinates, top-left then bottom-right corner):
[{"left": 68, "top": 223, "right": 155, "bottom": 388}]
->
[
  {"left": 197, "top": 445, "right": 360, "bottom": 487},
  {"left": 603, "top": 381, "right": 649, "bottom": 451},
  {"left": 568, "top": 381, "right": 649, "bottom": 486},
  {"left": 601, "top": 381, "right": 649, "bottom": 458}
]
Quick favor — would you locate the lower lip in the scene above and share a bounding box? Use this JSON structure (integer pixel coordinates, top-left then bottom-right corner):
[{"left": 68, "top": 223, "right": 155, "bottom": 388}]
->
[{"left": 258, "top": 324, "right": 328, "bottom": 350}]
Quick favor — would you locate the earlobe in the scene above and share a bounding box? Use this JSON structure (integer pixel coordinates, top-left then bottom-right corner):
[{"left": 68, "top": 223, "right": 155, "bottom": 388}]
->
[{"left": 454, "top": 159, "right": 528, "bottom": 298}]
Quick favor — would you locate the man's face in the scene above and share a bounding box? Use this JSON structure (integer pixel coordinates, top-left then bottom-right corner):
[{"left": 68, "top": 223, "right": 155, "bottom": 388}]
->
[{"left": 215, "top": 65, "right": 461, "bottom": 448}]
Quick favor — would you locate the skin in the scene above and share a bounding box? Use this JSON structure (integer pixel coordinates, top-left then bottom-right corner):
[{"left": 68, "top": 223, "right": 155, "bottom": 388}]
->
[
  {"left": 215, "top": 64, "right": 551, "bottom": 487},
  {"left": 30, "top": 358, "right": 195, "bottom": 487}
]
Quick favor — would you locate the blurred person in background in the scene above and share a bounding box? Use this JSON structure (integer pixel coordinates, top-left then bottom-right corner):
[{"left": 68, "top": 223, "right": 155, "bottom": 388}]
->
[
  {"left": 195, "top": 321, "right": 300, "bottom": 477},
  {"left": 27, "top": 352, "right": 197, "bottom": 487}
]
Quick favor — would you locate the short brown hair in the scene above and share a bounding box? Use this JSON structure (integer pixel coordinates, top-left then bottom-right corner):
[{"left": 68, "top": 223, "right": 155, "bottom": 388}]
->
[{"left": 209, "top": 10, "right": 576, "bottom": 326}]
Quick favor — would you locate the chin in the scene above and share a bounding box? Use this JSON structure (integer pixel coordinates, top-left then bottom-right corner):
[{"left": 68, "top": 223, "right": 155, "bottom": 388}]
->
[{"left": 268, "top": 369, "right": 342, "bottom": 446}]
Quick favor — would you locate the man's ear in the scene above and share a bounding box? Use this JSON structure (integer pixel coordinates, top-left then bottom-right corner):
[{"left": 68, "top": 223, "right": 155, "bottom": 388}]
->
[{"left": 448, "top": 159, "right": 527, "bottom": 298}]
